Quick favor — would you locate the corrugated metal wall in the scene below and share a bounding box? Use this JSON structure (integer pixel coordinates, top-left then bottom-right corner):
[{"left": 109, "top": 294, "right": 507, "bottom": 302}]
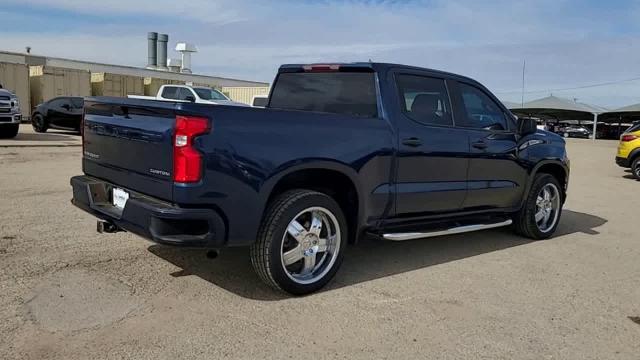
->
[
  {"left": 187, "top": 82, "right": 218, "bottom": 89},
  {"left": 91, "top": 73, "right": 144, "bottom": 97},
  {"left": 29, "top": 66, "right": 91, "bottom": 107},
  {"left": 0, "top": 62, "right": 30, "bottom": 118},
  {"left": 222, "top": 86, "right": 270, "bottom": 105},
  {"left": 144, "top": 77, "right": 186, "bottom": 96}
]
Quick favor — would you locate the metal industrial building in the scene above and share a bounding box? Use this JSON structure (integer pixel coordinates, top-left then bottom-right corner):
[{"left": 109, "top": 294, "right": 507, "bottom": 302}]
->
[{"left": 0, "top": 48, "right": 270, "bottom": 118}]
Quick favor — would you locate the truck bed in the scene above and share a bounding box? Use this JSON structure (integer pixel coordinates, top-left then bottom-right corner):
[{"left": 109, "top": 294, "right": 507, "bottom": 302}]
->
[{"left": 81, "top": 95, "right": 393, "bottom": 244}]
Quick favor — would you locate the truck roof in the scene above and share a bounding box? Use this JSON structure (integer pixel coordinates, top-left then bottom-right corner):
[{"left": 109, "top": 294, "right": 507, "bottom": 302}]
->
[{"left": 278, "top": 62, "right": 478, "bottom": 83}]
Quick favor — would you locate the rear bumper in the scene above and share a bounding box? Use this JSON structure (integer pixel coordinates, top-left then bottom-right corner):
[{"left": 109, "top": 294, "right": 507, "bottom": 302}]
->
[
  {"left": 71, "top": 175, "right": 227, "bottom": 248},
  {"left": 616, "top": 156, "right": 630, "bottom": 168}
]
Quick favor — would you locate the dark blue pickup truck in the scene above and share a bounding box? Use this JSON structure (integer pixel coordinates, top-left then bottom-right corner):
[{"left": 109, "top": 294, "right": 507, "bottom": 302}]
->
[{"left": 71, "top": 62, "right": 569, "bottom": 295}]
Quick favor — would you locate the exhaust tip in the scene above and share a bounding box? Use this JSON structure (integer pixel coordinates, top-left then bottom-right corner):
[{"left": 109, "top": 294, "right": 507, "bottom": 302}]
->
[
  {"left": 97, "top": 220, "right": 121, "bottom": 234},
  {"left": 206, "top": 249, "right": 219, "bottom": 259}
]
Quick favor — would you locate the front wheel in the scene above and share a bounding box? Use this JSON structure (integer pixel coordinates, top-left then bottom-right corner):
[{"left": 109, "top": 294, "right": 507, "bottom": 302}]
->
[
  {"left": 32, "top": 113, "right": 48, "bottom": 133},
  {"left": 0, "top": 124, "right": 19, "bottom": 139},
  {"left": 250, "top": 190, "right": 347, "bottom": 295},
  {"left": 513, "top": 173, "right": 563, "bottom": 240}
]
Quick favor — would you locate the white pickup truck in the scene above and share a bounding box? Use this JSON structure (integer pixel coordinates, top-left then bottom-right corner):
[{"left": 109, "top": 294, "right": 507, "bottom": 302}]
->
[{"left": 128, "top": 85, "right": 248, "bottom": 107}]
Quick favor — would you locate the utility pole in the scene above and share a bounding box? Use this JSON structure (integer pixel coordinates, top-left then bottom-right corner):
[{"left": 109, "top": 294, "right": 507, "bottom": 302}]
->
[{"left": 521, "top": 60, "right": 526, "bottom": 108}]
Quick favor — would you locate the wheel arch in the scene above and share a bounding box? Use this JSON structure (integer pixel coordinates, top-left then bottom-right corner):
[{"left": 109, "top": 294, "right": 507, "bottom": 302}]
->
[
  {"left": 628, "top": 147, "right": 640, "bottom": 165},
  {"left": 522, "top": 160, "right": 569, "bottom": 206},
  {"left": 261, "top": 161, "right": 362, "bottom": 243}
]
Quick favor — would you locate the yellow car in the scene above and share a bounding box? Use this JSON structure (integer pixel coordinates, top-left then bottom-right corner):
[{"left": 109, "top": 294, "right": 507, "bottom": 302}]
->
[{"left": 616, "top": 122, "right": 640, "bottom": 179}]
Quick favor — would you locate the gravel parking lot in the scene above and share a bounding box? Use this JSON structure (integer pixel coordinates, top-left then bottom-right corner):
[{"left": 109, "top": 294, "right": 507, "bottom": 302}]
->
[{"left": 1, "top": 124, "right": 638, "bottom": 359}]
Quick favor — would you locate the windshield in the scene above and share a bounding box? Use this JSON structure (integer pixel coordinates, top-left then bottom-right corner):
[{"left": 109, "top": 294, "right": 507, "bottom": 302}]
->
[{"left": 194, "top": 88, "right": 228, "bottom": 101}]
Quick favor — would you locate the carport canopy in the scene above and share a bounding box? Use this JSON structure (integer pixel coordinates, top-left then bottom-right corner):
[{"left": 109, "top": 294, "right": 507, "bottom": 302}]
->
[
  {"left": 596, "top": 103, "right": 640, "bottom": 138},
  {"left": 599, "top": 102, "right": 640, "bottom": 123},
  {"left": 507, "top": 95, "right": 603, "bottom": 139}
]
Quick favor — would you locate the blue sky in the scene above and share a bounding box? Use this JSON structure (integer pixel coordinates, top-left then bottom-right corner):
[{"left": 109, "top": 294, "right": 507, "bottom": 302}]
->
[{"left": 1, "top": 0, "right": 640, "bottom": 108}]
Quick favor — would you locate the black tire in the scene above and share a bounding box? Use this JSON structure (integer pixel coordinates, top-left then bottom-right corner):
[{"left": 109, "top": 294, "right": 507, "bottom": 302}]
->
[
  {"left": 250, "top": 189, "right": 347, "bottom": 295},
  {"left": 632, "top": 157, "right": 640, "bottom": 180},
  {"left": 31, "top": 113, "right": 48, "bottom": 133},
  {"left": 513, "top": 173, "right": 563, "bottom": 240},
  {"left": 0, "top": 124, "right": 19, "bottom": 139}
]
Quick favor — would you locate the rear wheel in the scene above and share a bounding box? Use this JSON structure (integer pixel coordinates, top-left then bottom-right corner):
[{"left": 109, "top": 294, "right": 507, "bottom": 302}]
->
[
  {"left": 32, "top": 113, "right": 48, "bottom": 133},
  {"left": 632, "top": 157, "right": 640, "bottom": 180},
  {"left": 513, "top": 173, "right": 563, "bottom": 240},
  {"left": 0, "top": 124, "right": 19, "bottom": 139},
  {"left": 250, "top": 190, "right": 347, "bottom": 295}
]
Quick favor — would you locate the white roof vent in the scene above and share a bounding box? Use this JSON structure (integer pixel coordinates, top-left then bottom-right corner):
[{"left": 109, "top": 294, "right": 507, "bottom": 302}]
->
[
  {"left": 167, "top": 58, "right": 182, "bottom": 72},
  {"left": 175, "top": 43, "right": 198, "bottom": 73}
]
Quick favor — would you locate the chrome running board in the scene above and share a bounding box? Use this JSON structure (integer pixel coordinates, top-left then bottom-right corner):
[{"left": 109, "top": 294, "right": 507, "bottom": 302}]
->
[{"left": 382, "top": 219, "right": 512, "bottom": 241}]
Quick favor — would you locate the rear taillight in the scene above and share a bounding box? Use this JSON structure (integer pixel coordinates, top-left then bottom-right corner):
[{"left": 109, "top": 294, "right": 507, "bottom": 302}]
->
[
  {"left": 302, "top": 64, "right": 340, "bottom": 72},
  {"left": 173, "top": 115, "right": 210, "bottom": 183},
  {"left": 621, "top": 134, "right": 638, "bottom": 142}
]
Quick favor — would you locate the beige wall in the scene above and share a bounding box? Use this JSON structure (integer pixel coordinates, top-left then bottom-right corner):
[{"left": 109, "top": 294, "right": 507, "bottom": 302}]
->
[
  {"left": 144, "top": 77, "right": 186, "bottom": 96},
  {"left": 222, "top": 86, "right": 270, "bottom": 105},
  {"left": 29, "top": 66, "right": 91, "bottom": 107},
  {"left": 91, "top": 73, "right": 144, "bottom": 97},
  {"left": 0, "top": 62, "right": 31, "bottom": 117}
]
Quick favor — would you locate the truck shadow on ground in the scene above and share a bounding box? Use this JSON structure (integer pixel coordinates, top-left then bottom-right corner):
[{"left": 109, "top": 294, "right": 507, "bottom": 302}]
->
[
  {"left": 13, "top": 131, "right": 79, "bottom": 142},
  {"left": 147, "top": 209, "right": 607, "bottom": 301}
]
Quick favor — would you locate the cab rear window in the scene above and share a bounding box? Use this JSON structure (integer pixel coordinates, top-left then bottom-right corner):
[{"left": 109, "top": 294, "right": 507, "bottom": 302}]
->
[{"left": 269, "top": 72, "right": 378, "bottom": 118}]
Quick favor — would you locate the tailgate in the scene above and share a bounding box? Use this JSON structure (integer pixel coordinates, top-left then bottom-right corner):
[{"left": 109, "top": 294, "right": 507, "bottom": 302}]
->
[{"left": 82, "top": 98, "right": 178, "bottom": 201}]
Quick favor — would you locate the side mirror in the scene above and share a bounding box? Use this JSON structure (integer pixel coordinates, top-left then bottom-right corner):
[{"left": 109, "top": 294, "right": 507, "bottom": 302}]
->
[
  {"left": 185, "top": 95, "right": 196, "bottom": 103},
  {"left": 517, "top": 117, "right": 537, "bottom": 136},
  {"left": 62, "top": 103, "right": 71, "bottom": 110}
]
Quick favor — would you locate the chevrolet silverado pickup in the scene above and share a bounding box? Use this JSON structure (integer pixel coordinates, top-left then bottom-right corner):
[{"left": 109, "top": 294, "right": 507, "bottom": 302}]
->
[{"left": 71, "top": 62, "right": 569, "bottom": 295}]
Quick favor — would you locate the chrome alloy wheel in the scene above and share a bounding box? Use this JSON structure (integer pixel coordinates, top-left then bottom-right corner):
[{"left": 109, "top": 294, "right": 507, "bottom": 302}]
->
[
  {"left": 535, "top": 183, "right": 561, "bottom": 233},
  {"left": 280, "top": 207, "right": 341, "bottom": 285}
]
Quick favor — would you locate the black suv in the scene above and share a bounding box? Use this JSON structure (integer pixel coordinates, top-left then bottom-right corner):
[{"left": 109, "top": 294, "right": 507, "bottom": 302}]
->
[{"left": 32, "top": 97, "right": 84, "bottom": 133}]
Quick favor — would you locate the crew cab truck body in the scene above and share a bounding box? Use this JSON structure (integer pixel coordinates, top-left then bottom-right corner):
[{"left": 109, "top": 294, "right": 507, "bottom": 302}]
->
[
  {"left": 128, "top": 84, "right": 248, "bottom": 107},
  {"left": 71, "top": 62, "right": 569, "bottom": 295}
]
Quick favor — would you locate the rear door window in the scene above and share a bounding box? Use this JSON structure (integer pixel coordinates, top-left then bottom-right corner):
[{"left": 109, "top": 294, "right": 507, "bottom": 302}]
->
[
  {"left": 396, "top": 74, "right": 453, "bottom": 126},
  {"left": 161, "top": 87, "right": 179, "bottom": 100},
  {"left": 269, "top": 72, "right": 378, "bottom": 118}
]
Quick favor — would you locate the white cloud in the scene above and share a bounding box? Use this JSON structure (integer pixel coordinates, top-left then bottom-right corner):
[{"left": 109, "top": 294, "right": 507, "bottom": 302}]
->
[
  {"left": 5, "top": 0, "right": 245, "bottom": 25},
  {"left": 3, "top": 0, "right": 640, "bottom": 107}
]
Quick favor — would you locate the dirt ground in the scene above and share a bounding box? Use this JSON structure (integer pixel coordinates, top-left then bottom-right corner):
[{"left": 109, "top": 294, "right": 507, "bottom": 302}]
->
[{"left": 0, "top": 125, "right": 638, "bottom": 359}]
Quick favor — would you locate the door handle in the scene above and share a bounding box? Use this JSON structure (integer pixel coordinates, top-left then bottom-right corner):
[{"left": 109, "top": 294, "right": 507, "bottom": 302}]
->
[
  {"left": 472, "top": 141, "right": 488, "bottom": 150},
  {"left": 402, "top": 137, "right": 422, "bottom": 147}
]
